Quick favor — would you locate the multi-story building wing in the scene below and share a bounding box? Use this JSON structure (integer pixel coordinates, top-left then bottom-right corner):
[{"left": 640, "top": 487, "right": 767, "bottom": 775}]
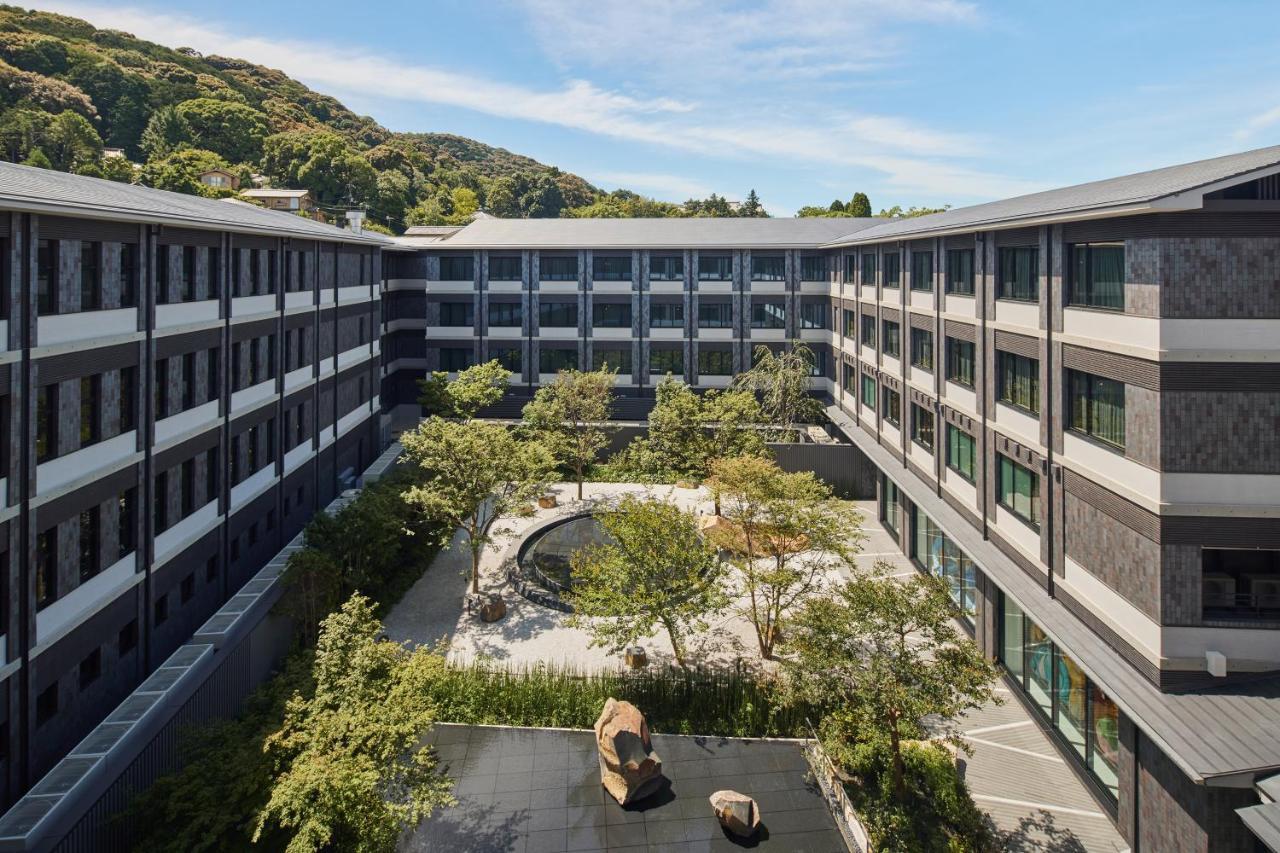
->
[
  {"left": 382, "top": 147, "right": 1280, "bottom": 852},
  {"left": 0, "top": 163, "right": 387, "bottom": 803}
]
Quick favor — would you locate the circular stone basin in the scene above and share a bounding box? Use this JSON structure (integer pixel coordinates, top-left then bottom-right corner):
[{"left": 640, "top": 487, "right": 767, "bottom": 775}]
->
[{"left": 519, "top": 514, "right": 614, "bottom": 592}]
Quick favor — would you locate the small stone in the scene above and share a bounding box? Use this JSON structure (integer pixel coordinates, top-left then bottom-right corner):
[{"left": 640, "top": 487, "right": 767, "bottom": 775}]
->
[
  {"left": 594, "top": 698, "right": 665, "bottom": 805},
  {"left": 479, "top": 594, "right": 507, "bottom": 622},
  {"left": 710, "top": 789, "right": 761, "bottom": 837},
  {"left": 538, "top": 495, "right": 558, "bottom": 509}
]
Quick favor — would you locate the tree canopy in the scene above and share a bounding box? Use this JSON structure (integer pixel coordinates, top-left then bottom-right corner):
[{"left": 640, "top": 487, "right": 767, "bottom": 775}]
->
[
  {"left": 416, "top": 358, "right": 510, "bottom": 420},
  {"left": 520, "top": 367, "right": 617, "bottom": 499}
]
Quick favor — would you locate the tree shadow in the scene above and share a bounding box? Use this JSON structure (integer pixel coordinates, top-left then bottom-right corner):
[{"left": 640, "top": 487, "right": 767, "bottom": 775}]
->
[
  {"left": 994, "top": 808, "right": 1090, "bottom": 853},
  {"left": 399, "top": 800, "right": 529, "bottom": 852}
]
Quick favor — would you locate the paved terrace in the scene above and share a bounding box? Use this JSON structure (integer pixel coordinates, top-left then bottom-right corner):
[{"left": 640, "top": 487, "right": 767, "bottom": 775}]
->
[{"left": 385, "top": 485, "right": 1129, "bottom": 851}]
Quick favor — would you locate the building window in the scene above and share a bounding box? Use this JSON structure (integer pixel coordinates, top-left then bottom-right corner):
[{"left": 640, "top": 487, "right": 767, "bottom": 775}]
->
[
  {"left": 997, "top": 351, "right": 1039, "bottom": 414},
  {"left": 698, "top": 302, "right": 732, "bottom": 328},
  {"left": 651, "top": 302, "right": 685, "bottom": 328},
  {"left": 749, "top": 301, "right": 784, "bottom": 329},
  {"left": 181, "top": 458, "right": 195, "bottom": 517},
  {"left": 36, "top": 684, "right": 57, "bottom": 726},
  {"left": 267, "top": 249, "right": 278, "bottom": 294},
  {"left": 439, "top": 301, "right": 474, "bottom": 326},
  {"left": 800, "top": 302, "right": 827, "bottom": 330},
  {"left": 883, "top": 252, "right": 901, "bottom": 287},
  {"left": 998, "top": 246, "right": 1038, "bottom": 302},
  {"left": 881, "top": 320, "right": 900, "bottom": 357},
  {"left": 860, "top": 253, "right": 876, "bottom": 285},
  {"left": 592, "top": 302, "right": 631, "bottom": 328},
  {"left": 154, "top": 593, "right": 169, "bottom": 626},
  {"left": 208, "top": 247, "right": 221, "bottom": 299},
  {"left": 593, "top": 256, "right": 631, "bottom": 281},
  {"left": 181, "top": 572, "right": 195, "bottom": 604},
  {"left": 800, "top": 255, "right": 826, "bottom": 281},
  {"left": 206, "top": 556, "right": 220, "bottom": 583},
  {"left": 36, "top": 384, "right": 57, "bottom": 463},
  {"left": 118, "top": 488, "right": 136, "bottom": 558},
  {"left": 909, "top": 328, "right": 933, "bottom": 371},
  {"left": 440, "top": 347, "right": 474, "bottom": 371},
  {"left": 880, "top": 476, "right": 901, "bottom": 537},
  {"left": 650, "top": 349, "right": 683, "bottom": 375},
  {"left": 488, "top": 302, "right": 522, "bottom": 327},
  {"left": 843, "top": 255, "right": 857, "bottom": 283},
  {"left": 843, "top": 310, "right": 856, "bottom": 338},
  {"left": 539, "top": 301, "right": 577, "bottom": 327},
  {"left": 945, "top": 338, "right": 975, "bottom": 387},
  {"left": 181, "top": 246, "right": 196, "bottom": 301},
  {"left": 539, "top": 347, "right": 578, "bottom": 373},
  {"left": 1069, "top": 243, "right": 1125, "bottom": 311},
  {"left": 910, "top": 251, "right": 933, "bottom": 292},
  {"left": 697, "top": 349, "right": 733, "bottom": 376},
  {"left": 489, "top": 256, "right": 521, "bottom": 281},
  {"left": 998, "top": 456, "right": 1040, "bottom": 527},
  {"left": 912, "top": 508, "right": 976, "bottom": 621},
  {"left": 1202, "top": 548, "right": 1280, "bottom": 621},
  {"left": 78, "top": 507, "right": 100, "bottom": 582},
  {"left": 751, "top": 255, "right": 785, "bottom": 281},
  {"left": 860, "top": 314, "right": 876, "bottom": 348},
  {"left": 997, "top": 594, "right": 1119, "bottom": 800},
  {"left": 440, "top": 256, "right": 473, "bottom": 281},
  {"left": 36, "top": 528, "right": 56, "bottom": 609},
  {"left": 181, "top": 353, "right": 195, "bottom": 410},
  {"left": 37, "top": 239, "right": 57, "bottom": 314},
  {"left": 860, "top": 374, "right": 876, "bottom": 410},
  {"left": 80, "top": 241, "right": 100, "bottom": 310},
  {"left": 882, "top": 387, "right": 901, "bottom": 427},
  {"left": 540, "top": 256, "right": 577, "bottom": 281},
  {"left": 946, "top": 249, "right": 974, "bottom": 295},
  {"left": 697, "top": 255, "right": 731, "bottom": 281},
  {"left": 79, "top": 648, "right": 101, "bottom": 689},
  {"left": 80, "top": 375, "right": 100, "bottom": 446},
  {"left": 910, "top": 403, "right": 934, "bottom": 449},
  {"left": 650, "top": 255, "right": 683, "bottom": 281},
  {"left": 492, "top": 346, "right": 522, "bottom": 373},
  {"left": 946, "top": 425, "right": 976, "bottom": 482},
  {"left": 1068, "top": 370, "right": 1125, "bottom": 449},
  {"left": 154, "top": 470, "right": 169, "bottom": 533},
  {"left": 592, "top": 347, "right": 631, "bottom": 374}
]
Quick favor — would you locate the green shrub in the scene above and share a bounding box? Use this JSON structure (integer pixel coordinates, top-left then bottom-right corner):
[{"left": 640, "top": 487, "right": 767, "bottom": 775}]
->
[{"left": 842, "top": 738, "right": 995, "bottom": 853}]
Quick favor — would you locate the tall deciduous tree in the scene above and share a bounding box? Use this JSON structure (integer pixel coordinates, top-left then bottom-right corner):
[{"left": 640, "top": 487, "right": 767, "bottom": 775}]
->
[
  {"left": 520, "top": 367, "right": 616, "bottom": 500},
  {"left": 416, "top": 359, "right": 509, "bottom": 420},
  {"left": 255, "top": 595, "right": 454, "bottom": 853},
  {"left": 782, "top": 565, "right": 999, "bottom": 802},
  {"left": 731, "top": 342, "right": 823, "bottom": 437},
  {"left": 567, "top": 495, "right": 727, "bottom": 667},
  {"left": 707, "top": 455, "right": 863, "bottom": 659},
  {"left": 400, "top": 419, "right": 553, "bottom": 592}
]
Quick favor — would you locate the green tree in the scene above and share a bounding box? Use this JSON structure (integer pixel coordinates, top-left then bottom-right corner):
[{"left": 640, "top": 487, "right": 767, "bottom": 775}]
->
[
  {"left": 520, "top": 367, "right": 617, "bottom": 500},
  {"left": 447, "top": 186, "right": 479, "bottom": 224},
  {"left": 707, "top": 455, "right": 863, "bottom": 659},
  {"left": 416, "top": 359, "right": 509, "bottom": 420},
  {"left": 739, "top": 188, "right": 767, "bottom": 217},
  {"left": 829, "top": 199, "right": 847, "bottom": 212},
  {"left": 484, "top": 174, "right": 520, "bottom": 217},
  {"left": 400, "top": 419, "right": 554, "bottom": 593},
  {"left": 255, "top": 595, "right": 454, "bottom": 853},
  {"left": 782, "top": 565, "right": 999, "bottom": 802},
  {"left": 848, "top": 191, "right": 872, "bottom": 217},
  {"left": 174, "top": 97, "right": 269, "bottom": 163},
  {"left": 21, "top": 146, "right": 50, "bottom": 169},
  {"left": 262, "top": 131, "right": 378, "bottom": 207},
  {"left": 278, "top": 548, "right": 343, "bottom": 648},
  {"left": 405, "top": 195, "right": 447, "bottom": 226},
  {"left": 44, "top": 109, "right": 101, "bottom": 172},
  {"left": 567, "top": 494, "right": 727, "bottom": 667},
  {"left": 137, "top": 148, "right": 230, "bottom": 196},
  {"left": 97, "top": 154, "right": 136, "bottom": 183},
  {"left": 0, "top": 107, "right": 49, "bottom": 161},
  {"left": 370, "top": 168, "right": 410, "bottom": 231},
  {"left": 877, "top": 204, "right": 950, "bottom": 219},
  {"left": 731, "top": 343, "right": 823, "bottom": 436},
  {"left": 139, "top": 104, "right": 193, "bottom": 159}
]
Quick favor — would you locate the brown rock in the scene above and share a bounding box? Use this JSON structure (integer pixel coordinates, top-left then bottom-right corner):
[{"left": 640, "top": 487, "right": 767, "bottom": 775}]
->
[
  {"left": 710, "top": 789, "right": 761, "bottom": 837},
  {"left": 479, "top": 594, "right": 507, "bottom": 622},
  {"left": 594, "top": 698, "right": 664, "bottom": 805},
  {"left": 538, "top": 495, "right": 558, "bottom": 509}
]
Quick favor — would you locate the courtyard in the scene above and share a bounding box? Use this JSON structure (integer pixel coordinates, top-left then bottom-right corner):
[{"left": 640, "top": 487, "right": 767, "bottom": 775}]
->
[{"left": 385, "top": 480, "right": 1129, "bottom": 852}]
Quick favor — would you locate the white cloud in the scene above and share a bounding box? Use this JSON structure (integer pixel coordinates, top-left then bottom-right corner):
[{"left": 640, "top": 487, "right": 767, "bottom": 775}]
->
[
  {"left": 39, "top": 1, "right": 1036, "bottom": 201},
  {"left": 1235, "top": 104, "right": 1280, "bottom": 142}
]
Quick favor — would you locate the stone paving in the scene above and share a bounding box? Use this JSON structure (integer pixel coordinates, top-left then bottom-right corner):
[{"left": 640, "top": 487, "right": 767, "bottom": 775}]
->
[{"left": 385, "top": 484, "right": 1130, "bottom": 851}]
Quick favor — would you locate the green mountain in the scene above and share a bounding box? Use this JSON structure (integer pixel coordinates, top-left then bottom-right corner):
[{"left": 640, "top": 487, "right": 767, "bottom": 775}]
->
[{"left": 0, "top": 5, "right": 602, "bottom": 230}]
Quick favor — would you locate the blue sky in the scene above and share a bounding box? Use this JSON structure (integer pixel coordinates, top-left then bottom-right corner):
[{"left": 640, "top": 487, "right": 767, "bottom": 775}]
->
[{"left": 42, "top": 0, "right": 1280, "bottom": 215}]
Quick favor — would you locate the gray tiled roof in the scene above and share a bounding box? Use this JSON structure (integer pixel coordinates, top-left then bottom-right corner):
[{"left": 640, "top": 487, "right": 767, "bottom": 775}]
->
[
  {"left": 0, "top": 161, "right": 388, "bottom": 244},
  {"left": 441, "top": 216, "right": 880, "bottom": 249},
  {"left": 825, "top": 144, "right": 1280, "bottom": 245},
  {"left": 1239, "top": 802, "right": 1280, "bottom": 852}
]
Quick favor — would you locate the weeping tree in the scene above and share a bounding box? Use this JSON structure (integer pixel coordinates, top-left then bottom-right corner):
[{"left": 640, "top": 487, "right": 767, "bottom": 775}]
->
[
  {"left": 707, "top": 455, "right": 863, "bottom": 659},
  {"left": 400, "top": 419, "right": 554, "bottom": 593},
  {"left": 566, "top": 495, "right": 727, "bottom": 668},
  {"left": 520, "top": 367, "right": 617, "bottom": 499},
  {"left": 731, "top": 342, "right": 824, "bottom": 438}
]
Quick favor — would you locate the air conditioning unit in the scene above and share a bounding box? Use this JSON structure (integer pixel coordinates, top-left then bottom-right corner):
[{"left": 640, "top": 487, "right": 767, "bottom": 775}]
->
[
  {"left": 1246, "top": 575, "right": 1280, "bottom": 610},
  {"left": 1202, "top": 573, "right": 1236, "bottom": 609}
]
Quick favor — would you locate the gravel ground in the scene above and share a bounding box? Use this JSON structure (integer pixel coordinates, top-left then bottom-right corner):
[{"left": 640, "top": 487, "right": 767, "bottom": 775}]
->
[{"left": 381, "top": 481, "right": 867, "bottom": 671}]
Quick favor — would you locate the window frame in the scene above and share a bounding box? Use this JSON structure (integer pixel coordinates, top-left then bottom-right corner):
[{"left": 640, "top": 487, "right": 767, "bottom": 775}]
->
[
  {"left": 881, "top": 320, "right": 900, "bottom": 357},
  {"left": 909, "top": 327, "right": 934, "bottom": 371},
  {"left": 910, "top": 403, "right": 935, "bottom": 450},
  {"left": 997, "top": 455, "right": 1041, "bottom": 527},
  {"left": 945, "top": 337, "right": 975, "bottom": 387},
  {"left": 946, "top": 424, "right": 976, "bottom": 482},
  {"left": 997, "top": 246, "right": 1039, "bottom": 302},
  {"left": 696, "top": 349, "right": 733, "bottom": 376},
  {"left": 1068, "top": 242, "right": 1125, "bottom": 311},
  {"left": 1067, "top": 369, "right": 1126, "bottom": 450},
  {"left": 945, "top": 248, "right": 974, "bottom": 295},
  {"left": 650, "top": 348, "right": 684, "bottom": 376},
  {"left": 910, "top": 251, "right": 933, "bottom": 292},
  {"left": 997, "top": 351, "right": 1040, "bottom": 415},
  {"left": 882, "top": 387, "right": 901, "bottom": 427}
]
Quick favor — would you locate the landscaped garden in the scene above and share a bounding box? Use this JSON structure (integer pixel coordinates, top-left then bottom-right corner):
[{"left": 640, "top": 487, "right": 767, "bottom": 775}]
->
[{"left": 126, "top": 347, "right": 1003, "bottom": 853}]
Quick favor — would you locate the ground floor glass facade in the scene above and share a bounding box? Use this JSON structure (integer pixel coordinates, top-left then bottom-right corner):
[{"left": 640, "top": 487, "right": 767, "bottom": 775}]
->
[
  {"left": 911, "top": 507, "right": 977, "bottom": 623},
  {"left": 999, "top": 594, "right": 1121, "bottom": 800}
]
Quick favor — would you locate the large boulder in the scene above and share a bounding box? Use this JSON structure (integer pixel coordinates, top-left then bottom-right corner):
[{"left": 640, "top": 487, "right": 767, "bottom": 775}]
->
[
  {"left": 710, "top": 789, "right": 761, "bottom": 837},
  {"left": 594, "top": 698, "right": 665, "bottom": 805}
]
